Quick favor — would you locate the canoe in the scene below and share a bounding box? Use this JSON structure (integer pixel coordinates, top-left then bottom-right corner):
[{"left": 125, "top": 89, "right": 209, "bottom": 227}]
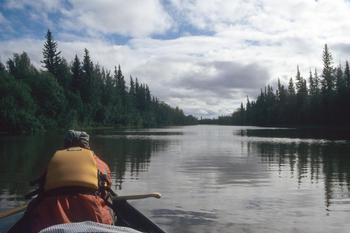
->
[
  {"left": 0, "top": 211, "right": 23, "bottom": 233},
  {"left": 113, "top": 200, "right": 166, "bottom": 233},
  {"left": 0, "top": 200, "right": 166, "bottom": 233}
]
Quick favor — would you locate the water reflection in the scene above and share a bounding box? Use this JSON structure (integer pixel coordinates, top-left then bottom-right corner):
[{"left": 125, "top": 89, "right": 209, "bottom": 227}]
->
[
  {"left": 152, "top": 209, "right": 217, "bottom": 233},
  {"left": 2, "top": 126, "right": 350, "bottom": 233},
  {"left": 0, "top": 135, "right": 59, "bottom": 207},
  {"left": 180, "top": 155, "right": 270, "bottom": 187},
  {"left": 239, "top": 128, "right": 350, "bottom": 140},
  {"left": 92, "top": 135, "right": 170, "bottom": 190},
  {"left": 0, "top": 131, "right": 171, "bottom": 209},
  {"left": 246, "top": 138, "right": 350, "bottom": 209}
]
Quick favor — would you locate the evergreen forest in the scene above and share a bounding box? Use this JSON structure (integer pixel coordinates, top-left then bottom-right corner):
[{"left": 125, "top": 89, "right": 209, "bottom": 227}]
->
[
  {"left": 205, "top": 44, "right": 350, "bottom": 128},
  {"left": 0, "top": 30, "right": 197, "bottom": 133}
]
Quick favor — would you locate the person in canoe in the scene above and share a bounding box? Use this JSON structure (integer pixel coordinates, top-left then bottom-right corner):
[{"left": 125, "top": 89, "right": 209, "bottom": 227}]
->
[{"left": 8, "top": 130, "right": 114, "bottom": 233}]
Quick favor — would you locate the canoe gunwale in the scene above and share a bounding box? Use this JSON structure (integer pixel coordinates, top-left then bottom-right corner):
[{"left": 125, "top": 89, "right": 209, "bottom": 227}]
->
[
  {"left": 113, "top": 200, "right": 166, "bottom": 233},
  {"left": 0, "top": 200, "right": 166, "bottom": 233}
]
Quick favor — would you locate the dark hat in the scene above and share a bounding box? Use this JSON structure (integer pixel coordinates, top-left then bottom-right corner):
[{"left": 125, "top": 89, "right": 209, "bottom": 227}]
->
[{"left": 64, "top": 130, "right": 90, "bottom": 149}]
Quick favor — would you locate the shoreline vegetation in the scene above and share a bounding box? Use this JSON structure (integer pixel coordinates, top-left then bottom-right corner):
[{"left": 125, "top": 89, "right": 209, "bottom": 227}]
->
[
  {"left": 2, "top": 31, "right": 349, "bottom": 134},
  {"left": 0, "top": 30, "right": 197, "bottom": 134},
  {"left": 201, "top": 44, "right": 350, "bottom": 128}
]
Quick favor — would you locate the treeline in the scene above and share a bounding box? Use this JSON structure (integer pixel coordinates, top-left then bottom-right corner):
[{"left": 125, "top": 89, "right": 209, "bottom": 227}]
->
[
  {"left": 221, "top": 44, "right": 350, "bottom": 127},
  {"left": 0, "top": 30, "right": 196, "bottom": 133}
]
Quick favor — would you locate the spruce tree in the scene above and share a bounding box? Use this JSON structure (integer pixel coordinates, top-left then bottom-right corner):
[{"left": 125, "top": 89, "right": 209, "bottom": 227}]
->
[
  {"left": 314, "top": 69, "right": 320, "bottom": 95},
  {"left": 288, "top": 78, "right": 296, "bottom": 96},
  {"left": 0, "top": 61, "right": 5, "bottom": 72},
  {"left": 295, "top": 66, "right": 303, "bottom": 93},
  {"left": 344, "top": 61, "right": 350, "bottom": 88},
  {"left": 81, "top": 49, "right": 94, "bottom": 103},
  {"left": 309, "top": 70, "right": 315, "bottom": 96},
  {"left": 42, "top": 30, "right": 61, "bottom": 75},
  {"left": 321, "top": 44, "right": 334, "bottom": 93},
  {"left": 335, "top": 65, "right": 345, "bottom": 94},
  {"left": 82, "top": 49, "right": 93, "bottom": 76},
  {"left": 116, "top": 65, "right": 126, "bottom": 96},
  {"left": 129, "top": 76, "right": 135, "bottom": 96},
  {"left": 71, "top": 55, "right": 82, "bottom": 92}
]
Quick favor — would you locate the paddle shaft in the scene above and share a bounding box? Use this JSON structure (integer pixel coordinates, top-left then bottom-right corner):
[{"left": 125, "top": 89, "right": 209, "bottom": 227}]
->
[
  {"left": 113, "top": 193, "right": 161, "bottom": 200},
  {"left": 0, "top": 205, "right": 27, "bottom": 219},
  {"left": 0, "top": 192, "right": 161, "bottom": 219}
]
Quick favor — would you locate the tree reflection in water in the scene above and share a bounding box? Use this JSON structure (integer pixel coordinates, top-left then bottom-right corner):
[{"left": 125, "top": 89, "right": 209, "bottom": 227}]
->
[
  {"left": 246, "top": 140, "right": 350, "bottom": 209},
  {"left": 0, "top": 133, "right": 171, "bottom": 208}
]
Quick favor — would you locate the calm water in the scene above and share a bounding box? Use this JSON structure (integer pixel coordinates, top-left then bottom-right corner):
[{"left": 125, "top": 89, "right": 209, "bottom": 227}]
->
[{"left": 1, "top": 125, "right": 350, "bottom": 233}]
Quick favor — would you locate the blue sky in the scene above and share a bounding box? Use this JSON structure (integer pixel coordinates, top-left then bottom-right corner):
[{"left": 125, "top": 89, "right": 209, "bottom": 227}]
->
[{"left": 1, "top": 0, "right": 350, "bottom": 118}]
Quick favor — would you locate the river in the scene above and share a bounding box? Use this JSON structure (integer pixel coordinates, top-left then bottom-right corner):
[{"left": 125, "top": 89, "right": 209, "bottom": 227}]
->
[{"left": 1, "top": 125, "right": 350, "bottom": 233}]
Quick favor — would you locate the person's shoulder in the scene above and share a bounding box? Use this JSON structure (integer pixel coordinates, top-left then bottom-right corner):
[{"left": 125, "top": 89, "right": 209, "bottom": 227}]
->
[{"left": 93, "top": 153, "right": 110, "bottom": 170}]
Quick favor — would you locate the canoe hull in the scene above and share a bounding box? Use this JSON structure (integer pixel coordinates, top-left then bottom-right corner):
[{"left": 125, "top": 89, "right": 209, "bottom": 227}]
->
[{"left": 113, "top": 200, "right": 166, "bottom": 233}]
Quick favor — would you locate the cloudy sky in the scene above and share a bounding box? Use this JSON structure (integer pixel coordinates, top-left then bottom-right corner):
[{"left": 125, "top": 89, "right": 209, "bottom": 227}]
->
[{"left": 1, "top": 0, "right": 350, "bottom": 118}]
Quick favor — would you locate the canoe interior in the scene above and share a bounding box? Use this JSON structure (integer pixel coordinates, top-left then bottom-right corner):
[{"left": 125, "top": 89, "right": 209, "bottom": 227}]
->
[{"left": 0, "top": 201, "right": 165, "bottom": 233}]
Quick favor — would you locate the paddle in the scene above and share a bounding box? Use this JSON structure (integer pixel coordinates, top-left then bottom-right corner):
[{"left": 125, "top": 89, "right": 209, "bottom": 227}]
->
[
  {"left": 0, "top": 192, "right": 161, "bottom": 219},
  {"left": 0, "top": 205, "right": 27, "bottom": 219},
  {"left": 113, "top": 192, "right": 161, "bottom": 200}
]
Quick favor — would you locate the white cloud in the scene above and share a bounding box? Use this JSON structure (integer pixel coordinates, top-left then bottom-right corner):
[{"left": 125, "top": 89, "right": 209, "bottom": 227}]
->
[
  {"left": 4, "top": 0, "right": 64, "bottom": 29},
  {"left": 60, "top": 0, "right": 173, "bottom": 37},
  {"left": 0, "top": 12, "right": 14, "bottom": 44},
  {"left": 4, "top": 0, "right": 63, "bottom": 11},
  {"left": 4, "top": 0, "right": 173, "bottom": 38},
  {"left": 0, "top": 39, "right": 44, "bottom": 67},
  {"left": 2, "top": 0, "right": 350, "bottom": 117},
  {"left": 0, "top": 13, "right": 6, "bottom": 24},
  {"left": 169, "top": 0, "right": 260, "bottom": 31}
]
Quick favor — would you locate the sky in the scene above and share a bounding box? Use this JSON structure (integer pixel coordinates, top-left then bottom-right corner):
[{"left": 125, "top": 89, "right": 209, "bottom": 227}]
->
[{"left": 1, "top": 0, "right": 350, "bottom": 118}]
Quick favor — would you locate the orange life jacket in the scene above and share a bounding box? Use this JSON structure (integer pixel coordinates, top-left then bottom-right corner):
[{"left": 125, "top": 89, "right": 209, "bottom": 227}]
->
[
  {"left": 8, "top": 150, "right": 113, "bottom": 233},
  {"left": 44, "top": 147, "right": 99, "bottom": 191}
]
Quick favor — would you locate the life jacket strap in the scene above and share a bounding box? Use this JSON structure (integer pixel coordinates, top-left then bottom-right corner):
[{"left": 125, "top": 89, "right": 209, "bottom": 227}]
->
[{"left": 97, "top": 171, "right": 111, "bottom": 193}]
